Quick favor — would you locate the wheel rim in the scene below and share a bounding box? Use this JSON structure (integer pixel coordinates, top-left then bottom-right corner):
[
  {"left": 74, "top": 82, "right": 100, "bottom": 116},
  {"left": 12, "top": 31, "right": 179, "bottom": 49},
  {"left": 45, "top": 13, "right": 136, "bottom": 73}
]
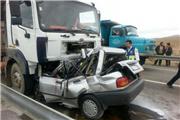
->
[
  {"left": 11, "top": 70, "right": 24, "bottom": 92},
  {"left": 82, "top": 99, "right": 98, "bottom": 117}
]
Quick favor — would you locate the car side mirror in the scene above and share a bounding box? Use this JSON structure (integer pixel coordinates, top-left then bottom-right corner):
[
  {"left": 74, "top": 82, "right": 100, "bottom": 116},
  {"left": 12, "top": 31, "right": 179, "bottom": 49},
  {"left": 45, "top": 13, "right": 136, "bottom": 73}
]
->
[{"left": 11, "top": 17, "right": 22, "bottom": 25}]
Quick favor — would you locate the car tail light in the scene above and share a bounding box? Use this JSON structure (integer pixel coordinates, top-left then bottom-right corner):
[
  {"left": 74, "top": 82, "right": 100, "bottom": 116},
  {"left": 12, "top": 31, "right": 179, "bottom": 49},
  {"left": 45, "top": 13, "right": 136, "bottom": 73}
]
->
[{"left": 116, "top": 77, "right": 129, "bottom": 88}]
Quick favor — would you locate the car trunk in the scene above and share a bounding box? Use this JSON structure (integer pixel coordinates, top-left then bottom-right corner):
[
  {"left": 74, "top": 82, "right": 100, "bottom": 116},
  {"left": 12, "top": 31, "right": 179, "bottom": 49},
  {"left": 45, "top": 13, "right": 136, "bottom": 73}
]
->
[
  {"left": 101, "top": 63, "right": 137, "bottom": 82},
  {"left": 100, "top": 52, "right": 143, "bottom": 87}
]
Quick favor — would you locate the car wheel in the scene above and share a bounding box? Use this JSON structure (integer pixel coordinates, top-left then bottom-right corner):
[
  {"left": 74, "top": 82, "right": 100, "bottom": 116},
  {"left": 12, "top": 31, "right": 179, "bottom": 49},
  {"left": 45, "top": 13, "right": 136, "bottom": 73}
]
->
[
  {"left": 80, "top": 95, "right": 104, "bottom": 120},
  {"left": 10, "top": 63, "right": 25, "bottom": 93}
]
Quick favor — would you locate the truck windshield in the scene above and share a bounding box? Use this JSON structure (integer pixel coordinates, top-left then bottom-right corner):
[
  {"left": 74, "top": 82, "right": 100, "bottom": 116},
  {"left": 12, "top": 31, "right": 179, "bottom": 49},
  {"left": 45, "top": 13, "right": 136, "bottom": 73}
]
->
[
  {"left": 126, "top": 26, "right": 138, "bottom": 36},
  {"left": 36, "top": 1, "right": 99, "bottom": 34}
]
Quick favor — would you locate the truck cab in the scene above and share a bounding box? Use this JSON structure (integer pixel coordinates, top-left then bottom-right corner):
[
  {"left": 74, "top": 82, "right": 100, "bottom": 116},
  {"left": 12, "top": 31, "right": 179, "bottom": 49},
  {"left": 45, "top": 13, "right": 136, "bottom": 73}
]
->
[
  {"left": 101, "top": 20, "right": 156, "bottom": 64},
  {"left": 2, "top": 0, "right": 101, "bottom": 94}
]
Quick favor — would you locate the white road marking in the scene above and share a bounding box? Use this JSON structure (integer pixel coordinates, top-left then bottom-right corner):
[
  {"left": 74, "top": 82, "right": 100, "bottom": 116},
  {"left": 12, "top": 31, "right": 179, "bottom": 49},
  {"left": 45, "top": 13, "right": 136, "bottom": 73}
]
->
[
  {"left": 144, "top": 79, "right": 180, "bottom": 88},
  {"left": 143, "top": 65, "right": 177, "bottom": 72}
]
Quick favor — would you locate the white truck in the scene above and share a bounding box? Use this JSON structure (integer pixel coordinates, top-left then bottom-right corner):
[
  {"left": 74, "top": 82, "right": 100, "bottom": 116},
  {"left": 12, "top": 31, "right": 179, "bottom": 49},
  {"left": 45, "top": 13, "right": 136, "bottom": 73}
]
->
[
  {"left": 1, "top": 0, "right": 144, "bottom": 119},
  {"left": 1, "top": 0, "right": 101, "bottom": 94}
]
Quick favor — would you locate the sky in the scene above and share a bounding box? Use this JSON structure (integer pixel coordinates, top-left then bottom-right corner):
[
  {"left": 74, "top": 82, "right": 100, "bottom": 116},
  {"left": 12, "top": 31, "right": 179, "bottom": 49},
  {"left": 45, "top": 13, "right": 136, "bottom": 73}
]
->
[{"left": 83, "top": 0, "right": 180, "bottom": 38}]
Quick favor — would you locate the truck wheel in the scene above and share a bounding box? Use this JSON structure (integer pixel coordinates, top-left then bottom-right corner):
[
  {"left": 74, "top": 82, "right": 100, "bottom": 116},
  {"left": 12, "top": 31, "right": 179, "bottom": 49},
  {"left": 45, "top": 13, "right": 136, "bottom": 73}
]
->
[
  {"left": 10, "top": 63, "right": 25, "bottom": 93},
  {"left": 80, "top": 95, "right": 104, "bottom": 120}
]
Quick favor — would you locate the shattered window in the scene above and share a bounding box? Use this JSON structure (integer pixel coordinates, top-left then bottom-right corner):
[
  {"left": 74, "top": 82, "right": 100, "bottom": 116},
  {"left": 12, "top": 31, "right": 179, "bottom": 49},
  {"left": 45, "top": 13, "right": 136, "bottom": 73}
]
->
[
  {"left": 101, "top": 53, "right": 127, "bottom": 74},
  {"left": 86, "top": 53, "right": 99, "bottom": 76}
]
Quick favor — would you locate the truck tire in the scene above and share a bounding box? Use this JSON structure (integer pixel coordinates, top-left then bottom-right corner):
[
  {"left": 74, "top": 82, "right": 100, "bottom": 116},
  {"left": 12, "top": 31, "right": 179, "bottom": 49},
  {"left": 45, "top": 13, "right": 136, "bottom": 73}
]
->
[
  {"left": 10, "top": 63, "right": 25, "bottom": 93},
  {"left": 9, "top": 63, "right": 34, "bottom": 95},
  {"left": 80, "top": 95, "right": 104, "bottom": 120}
]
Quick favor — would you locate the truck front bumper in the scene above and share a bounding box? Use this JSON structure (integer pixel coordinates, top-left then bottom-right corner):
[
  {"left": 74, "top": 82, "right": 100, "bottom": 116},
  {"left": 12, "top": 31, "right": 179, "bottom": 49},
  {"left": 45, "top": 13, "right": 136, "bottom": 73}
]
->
[{"left": 93, "top": 79, "right": 144, "bottom": 107}]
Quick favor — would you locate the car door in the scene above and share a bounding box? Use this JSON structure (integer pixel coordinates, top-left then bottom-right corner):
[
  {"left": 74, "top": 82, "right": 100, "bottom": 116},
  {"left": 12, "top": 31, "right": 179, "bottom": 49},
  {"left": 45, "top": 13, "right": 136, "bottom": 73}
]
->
[{"left": 11, "top": 0, "right": 37, "bottom": 62}]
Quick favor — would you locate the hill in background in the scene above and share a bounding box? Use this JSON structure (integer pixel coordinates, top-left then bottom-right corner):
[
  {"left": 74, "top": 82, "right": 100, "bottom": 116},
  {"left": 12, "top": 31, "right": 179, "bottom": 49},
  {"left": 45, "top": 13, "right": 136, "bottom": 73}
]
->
[{"left": 155, "top": 35, "right": 180, "bottom": 56}]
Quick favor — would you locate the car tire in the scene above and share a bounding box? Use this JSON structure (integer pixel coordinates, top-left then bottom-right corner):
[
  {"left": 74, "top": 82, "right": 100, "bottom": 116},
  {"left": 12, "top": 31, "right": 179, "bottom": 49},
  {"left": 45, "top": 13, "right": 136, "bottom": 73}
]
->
[{"left": 80, "top": 95, "right": 104, "bottom": 120}]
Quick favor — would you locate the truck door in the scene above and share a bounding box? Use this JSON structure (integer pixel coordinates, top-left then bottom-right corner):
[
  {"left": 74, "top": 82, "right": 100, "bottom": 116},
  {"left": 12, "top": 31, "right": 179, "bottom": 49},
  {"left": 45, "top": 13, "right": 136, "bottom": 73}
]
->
[
  {"left": 10, "top": 1, "right": 37, "bottom": 62},
  {"left": 109, "top": 28, "right": 126, "bottom": 48}
]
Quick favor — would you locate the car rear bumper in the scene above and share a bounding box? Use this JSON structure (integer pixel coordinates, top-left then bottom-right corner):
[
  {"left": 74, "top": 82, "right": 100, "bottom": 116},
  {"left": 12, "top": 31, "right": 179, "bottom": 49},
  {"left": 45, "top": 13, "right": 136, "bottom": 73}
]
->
[{"left": 93, "top": 79, "right": 144, "bottom": 107}]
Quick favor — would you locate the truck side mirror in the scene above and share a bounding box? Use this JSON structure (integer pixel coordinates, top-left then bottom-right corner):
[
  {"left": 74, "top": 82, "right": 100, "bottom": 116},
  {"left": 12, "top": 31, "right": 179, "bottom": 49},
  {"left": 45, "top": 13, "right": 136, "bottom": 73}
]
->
[{"left": 11, "top": 17, "right": 22, "bottom": 25}]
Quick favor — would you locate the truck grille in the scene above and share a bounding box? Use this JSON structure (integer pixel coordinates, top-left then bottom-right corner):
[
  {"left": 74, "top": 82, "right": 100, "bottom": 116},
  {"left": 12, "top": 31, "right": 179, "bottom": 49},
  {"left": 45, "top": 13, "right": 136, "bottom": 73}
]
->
[{"left": 67, "top": 42, "right": 94, "bottom": 54}]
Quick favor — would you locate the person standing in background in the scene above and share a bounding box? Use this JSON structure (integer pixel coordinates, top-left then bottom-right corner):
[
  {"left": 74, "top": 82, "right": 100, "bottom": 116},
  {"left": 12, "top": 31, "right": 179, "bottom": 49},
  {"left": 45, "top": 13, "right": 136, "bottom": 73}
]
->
[
  {"left": 165, "top": 43, "right": 173, "bottom": 66},
  {"left": 154, "top": 42, "right": 166, "bottom": 66}
]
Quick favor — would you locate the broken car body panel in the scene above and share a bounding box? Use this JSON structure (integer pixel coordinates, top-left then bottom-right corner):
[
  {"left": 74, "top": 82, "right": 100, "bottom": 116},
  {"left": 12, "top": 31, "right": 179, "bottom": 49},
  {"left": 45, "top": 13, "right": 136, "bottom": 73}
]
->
[{"left": 39, "top": 47, "right": 144, "bottom": 108}]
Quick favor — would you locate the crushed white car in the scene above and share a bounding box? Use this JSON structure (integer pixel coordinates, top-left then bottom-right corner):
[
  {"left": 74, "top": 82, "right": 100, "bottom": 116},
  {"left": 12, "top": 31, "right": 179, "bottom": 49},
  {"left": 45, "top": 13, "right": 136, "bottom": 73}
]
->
[{"left": 38, "top": 47, "right": 144, "bottom": 119}]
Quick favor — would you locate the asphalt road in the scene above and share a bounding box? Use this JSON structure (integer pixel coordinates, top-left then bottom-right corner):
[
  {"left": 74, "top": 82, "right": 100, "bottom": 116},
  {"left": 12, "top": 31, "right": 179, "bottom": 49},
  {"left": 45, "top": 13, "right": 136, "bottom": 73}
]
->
[
  {"left": 139, "top": 65, "right": 180, "bottom": 120},
  {"left": 1, "top": 65, "right": 180, "bottom": 120},
  {"left": 142, "top": 64, "right": 180, "bottom": 85}
]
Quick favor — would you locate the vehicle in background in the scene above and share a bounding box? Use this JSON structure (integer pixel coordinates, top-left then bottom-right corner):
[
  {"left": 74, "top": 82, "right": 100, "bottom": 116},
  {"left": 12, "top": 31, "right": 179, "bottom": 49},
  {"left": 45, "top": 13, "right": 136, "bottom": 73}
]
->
[{"left": 100, "top": 20, "right": 156, "bottom": 65}]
